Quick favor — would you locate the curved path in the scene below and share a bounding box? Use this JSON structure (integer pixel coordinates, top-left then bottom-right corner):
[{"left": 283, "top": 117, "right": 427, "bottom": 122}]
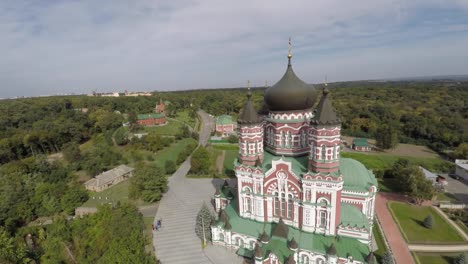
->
[{"left": 153, "top": 110, "right": 243, "bottom": 264}]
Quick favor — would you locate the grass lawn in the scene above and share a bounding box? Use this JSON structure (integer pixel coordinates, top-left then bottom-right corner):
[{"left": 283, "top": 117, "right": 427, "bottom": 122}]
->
[
  {"left": 388, "top": 201, "right": 465, "bottom": 244},
  {"left": 455, "top": 219, "right": 468, "bottom": 235},
  {"left": 434, "top": 192, "right": 459, "bottom": 203},
  {"left": 172, "top": 110, "right": 196, "bottom": 128},
  {"left": 143, "top": 216, "right": 155, "bottom": 254},
  {"left": 142, "top": 120, "right": 183, "bottom": 136},
  {"left": 82, "top": 181, "right": 148, "bottom": 207},
  {"left": 153, "top": 138, "right": 197, "bottom": 169},
  {"left": 223, "top": 149, "right": 238, "bottom": 177},
  {"left": 372, "top": 222, "right": 387, "bottom": 263},
  {"left": 340, "top": 152, "right": 453, "bottom": 172},
  {"left": 414, "top": 252, "right": 463, "bottom": 264}
]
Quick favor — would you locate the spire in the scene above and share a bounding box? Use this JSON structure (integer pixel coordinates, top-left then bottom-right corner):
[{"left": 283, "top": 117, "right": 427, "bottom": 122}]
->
[
  {"left": 288, "top": 237, "right": 298, "bottom": 250},
  {"left": 288, "top": 37, "right": 292, "bottom": 66},
  {"left": 238, "top": 80, "right": 260, "bottom": 124},
  {"left": 224, "top": 219, "right": 232, "bottom": 230},
  {"left": 214, "top": 187, "right": 220, "bottom": 196},
  {"left": 311, "top": 87, "right": 340, "bottom": 126},
  {"left": 272, "top": 218, "right": 289, "bottom": 238},
  {"left": 254, "top": 243, "right": 263, "bottom": 259},
  {"left": 286, "top": 255, "right": 296, "bottom": 264},
  {"left": 327, "top": 243, "right": 337, "bottom": 256},
  {"left": 366, "top": 252, "right": 375, "bottom": 264},
  {"left": 260, "top": 231, "right": 270, "bottom": 243}
]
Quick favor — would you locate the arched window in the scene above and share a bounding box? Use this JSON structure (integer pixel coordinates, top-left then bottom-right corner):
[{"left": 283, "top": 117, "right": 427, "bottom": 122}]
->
[
  {"left": 316, "top": 259, "right": 325, "bottom": 264},
  {"left": 250, "top": 240, "right": 256, "bottom": 249},
  {"left": 245, "top": 198, "right": 251, "bottom": 213},
  {"left": 287, "top": 194, "right": 293, "bottom": 218},
  {"left": 274, "top": 194, "right": 279, "bottom": 216},
  {"left": 333, "top": 145, "right": 337, "bottom": 159},
  {"left": 281, "top": 193, "right": 286, "bottom": 217},
  {"left": 320, "top": 211, "right": 327, "bottom": 228},
  {"left": 219, "top": 233, "right": 224, "bottom": 242},
  {"left": 301, "top": 255, "right": 309, "bottom": 264},
  {"left": 321, "top": 145, "right": 326, "bottom": 160},
  {"left": 237, "top": 237, "right": 243, "bottom": 247}
]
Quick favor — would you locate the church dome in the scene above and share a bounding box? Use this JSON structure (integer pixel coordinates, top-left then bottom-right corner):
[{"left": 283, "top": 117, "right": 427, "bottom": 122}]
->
[{"left": 264, "top": 55, "right": 317, "bottom": 111}]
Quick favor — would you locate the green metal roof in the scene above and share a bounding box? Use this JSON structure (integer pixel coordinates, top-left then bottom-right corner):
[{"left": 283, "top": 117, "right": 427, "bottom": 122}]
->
[
  {"left": 221, "top": 198, "right": 370, "bottom": 262},
  {"left": 258, "top": 153, "right": 377, "bottom": 192},
  {"left": 137, "top": 113, "right": 165, "bottom": 120},
  {"left": 216, "top": 115, "right": 233, "bottom": 125},
  {"left": 339, "top": 158, "right": 377, "bottom": 192},
  {"left": 352, "top": 138, "right": 369, "bottom": 147},
  {"left": 236, "top": 247, "right": 253, "bottom": 258},
  {"left": 340, "top": 203, "right": 370, "bottom": 229},
  {"left": 261, "top": 151, "right": 308, "bottom": 177}
]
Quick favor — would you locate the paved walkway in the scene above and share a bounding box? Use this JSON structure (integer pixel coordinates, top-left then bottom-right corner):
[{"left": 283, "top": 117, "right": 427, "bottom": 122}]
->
[
  {"left": 408, "top": 244, "right": 468, "bottom": 252},
  {"left": 375, "top": 193, "right": 414, "bottom": 264},
  {"left": 153, "top": 110, "right": 243, "bottom": 264}
]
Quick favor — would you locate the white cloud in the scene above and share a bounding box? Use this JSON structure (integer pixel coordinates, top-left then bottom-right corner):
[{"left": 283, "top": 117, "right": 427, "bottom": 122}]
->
[{"left": 0, "top": 0, "right": 467, "bottom": 97}]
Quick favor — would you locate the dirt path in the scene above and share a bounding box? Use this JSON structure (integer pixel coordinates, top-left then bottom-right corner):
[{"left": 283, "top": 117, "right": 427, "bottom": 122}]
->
[
  {"left": 216, "top": 150, "right": 226, "bottom": 174},
  {"left": 376, "top": 193, "right": 415, "bottom": 264}
]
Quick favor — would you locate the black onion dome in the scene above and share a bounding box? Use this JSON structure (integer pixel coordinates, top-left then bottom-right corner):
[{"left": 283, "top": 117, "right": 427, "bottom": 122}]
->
[
  {"left": 327, "top": 243, "right": 337, "bottom": 256},
  {"left": 264, "top": 56, "right": 317, "bottom": 111},
  {"left": 254, "top": 243, "right": 263, "bottom": 258},
  {"left": 286, "top": 255, "right": 296, "bottom": 264},
  {"left": 238, "top": 90, "right": 260, "bottom": 124},
  {"left": 289, "top": 237, "right": 298, "bottom": 249}
]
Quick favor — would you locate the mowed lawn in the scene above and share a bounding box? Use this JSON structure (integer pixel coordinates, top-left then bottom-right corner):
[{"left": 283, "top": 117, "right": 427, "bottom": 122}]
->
[
  {"left": 414, "top": 252, "right": 463, "bottom": 264},
  {"left": 153, "top": 138, "right": 198, "bottom": 169},
  {"left": 372, "top": 222, "right": 387, "bottom": 263},
  {"left": 172, "top": 110, "right": 196, "bottom": 128},
  {"left": 388, "top": 201, "right": 465, "bottom": 244},
  {"left": 340, "top": 152, "right": 453, "bottom": 172},
  {"left": 143, "top": 120, "right": 184, "bottom": 136}
]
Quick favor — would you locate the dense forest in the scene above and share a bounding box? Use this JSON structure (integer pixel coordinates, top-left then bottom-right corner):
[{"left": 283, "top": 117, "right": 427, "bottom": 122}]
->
[{"left": 0, "top": 80, "right": 466, "bottom": 262}]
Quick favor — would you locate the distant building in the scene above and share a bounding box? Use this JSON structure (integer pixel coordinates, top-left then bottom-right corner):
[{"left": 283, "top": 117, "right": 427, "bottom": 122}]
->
[
  {"left": 137, "top": 101, "right": 167, "bottom": 126},
  {"left": 215, "top": 115, "right": 235, "bottom": 136},
  {"left": 137, "top": 113, "right": 166, "bottom": 126},
  {"left": 124, "top": 90, "right": 152, "bottom": 96},
  {"left": 455, "top": 159, "right": 468, "bottom": 180},
  {"left": 352, "top": 138, "right": 371, "bottom": 152},
  {"left": 84, "top": 165, "right": 134, "bottom": 192},
  {"left": 419, "top": 166, "right": 443, "bottom": 187},
  {"left": 155, "top": 99, "right": 166, "bottom": 114}
]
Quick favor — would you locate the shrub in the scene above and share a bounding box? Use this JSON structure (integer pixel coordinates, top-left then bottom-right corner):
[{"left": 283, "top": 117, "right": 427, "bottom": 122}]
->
[{"left": 423, "top": 214, "right": 433, "bottom": 229}]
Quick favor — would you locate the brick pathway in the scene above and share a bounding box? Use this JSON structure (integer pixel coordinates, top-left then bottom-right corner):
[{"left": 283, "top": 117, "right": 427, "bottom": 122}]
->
[{"left": 375, "top": 193, "right": 415, "bottom": 264}]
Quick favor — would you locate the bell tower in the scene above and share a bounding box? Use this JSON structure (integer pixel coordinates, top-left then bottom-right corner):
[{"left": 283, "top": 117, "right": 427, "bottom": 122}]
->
[
  {"left": 308, "top": 87, "right": 341, "bottom": 173},
  {"left": 238, "top": 81, "right": 263, "bottom": 166}
]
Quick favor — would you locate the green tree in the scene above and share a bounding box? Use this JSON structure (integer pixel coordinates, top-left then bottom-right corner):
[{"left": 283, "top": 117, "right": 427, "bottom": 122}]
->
[
  {"left": 227, "top": 134, "right": 238, "bottom": 144},
  {"left": 129, "top": 164, "right": 167, "bottom": 203},
  {"left": 381, "top": 251, "right": 394, "bottom": 264},
  {"left": 195, "top": 203, "right": 214, "bottom": 244},
  {"left": 423, "top": 214, "right": 433, "bottom": 229},
  {"left": 190, "top": 147, "right": 210, "bottom": 175},
  {"left": 60, "top": 186, "right": 89, "bottom": 214},
  {"left": 165, "top": 160, "right": 176, "bottom": 175},
  {"left": 62, "top": 142, "right": 81, "bottom": 163},
  {"left": 454, "top": 252, "right": 466, "bottom": 264},
  {"left": 453, "top": 143, "right": 468, "bottom": 159},
  {"left": 375, "top": 124, "right": 399, "bottom": 150},
  {"left": 113, "top": 127, "right": 129, "bottom": 146}
]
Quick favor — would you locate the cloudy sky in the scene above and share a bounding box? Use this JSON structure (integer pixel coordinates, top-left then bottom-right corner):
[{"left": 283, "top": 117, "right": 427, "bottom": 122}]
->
[{"left": 1, "top": 0, "right": 468, "bottom": 98}]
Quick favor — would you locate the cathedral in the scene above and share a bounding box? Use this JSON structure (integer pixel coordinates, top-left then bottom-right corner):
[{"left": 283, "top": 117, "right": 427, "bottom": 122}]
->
[{"left": 211, "top": 49, "right": 378, "bottom": 264}]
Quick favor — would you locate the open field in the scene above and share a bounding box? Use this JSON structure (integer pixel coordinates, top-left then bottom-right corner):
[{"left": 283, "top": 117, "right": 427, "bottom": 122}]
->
[
  {"left": 413, "top": 252, "right": 464, "bottom": 264},
  {"left": 82, "top": 180, "right": 148, "bottom": 207},
  {"left": 342, "top": 136, "right": 440, "bottom": 159},
  {"left": 142, "top": 120, "right": 184, "bottom": 136},
  {"left": 340, "top": 152, "right": 453, "bottom": 172},
  {"left": 372, "top": 222, "right": 387, "bottom": 263},
  {"left": 388, "top": 201, "right": 465, "bottom": 244},
  {"left": 172, "top": 110, "right": 196, "bottom": 128}
]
